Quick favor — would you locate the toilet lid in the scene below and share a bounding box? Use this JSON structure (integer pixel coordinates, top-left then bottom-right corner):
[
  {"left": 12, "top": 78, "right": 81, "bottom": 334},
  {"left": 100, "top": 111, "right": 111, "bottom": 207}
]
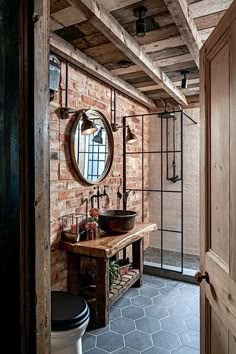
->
[{"left": 51, "top": 291, "right": 90, "bottom": 331}]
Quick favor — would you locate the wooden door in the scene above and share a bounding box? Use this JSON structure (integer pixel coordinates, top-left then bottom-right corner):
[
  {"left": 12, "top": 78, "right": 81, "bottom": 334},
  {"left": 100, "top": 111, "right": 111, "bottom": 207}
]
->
[{"left": 200, "top": 1, "right": 236, "bottom": 353}]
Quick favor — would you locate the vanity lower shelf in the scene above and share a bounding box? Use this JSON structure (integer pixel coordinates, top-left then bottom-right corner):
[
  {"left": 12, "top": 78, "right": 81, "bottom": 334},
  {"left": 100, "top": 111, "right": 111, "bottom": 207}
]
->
[{"left": 80, "top": 269, "right": 140, "bottom": 308}]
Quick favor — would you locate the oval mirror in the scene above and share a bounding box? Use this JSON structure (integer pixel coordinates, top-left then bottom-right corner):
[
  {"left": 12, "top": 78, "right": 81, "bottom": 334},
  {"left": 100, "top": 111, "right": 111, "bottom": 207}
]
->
[{"left": 70, "top": 109, "right": 114, "bottom": 185}]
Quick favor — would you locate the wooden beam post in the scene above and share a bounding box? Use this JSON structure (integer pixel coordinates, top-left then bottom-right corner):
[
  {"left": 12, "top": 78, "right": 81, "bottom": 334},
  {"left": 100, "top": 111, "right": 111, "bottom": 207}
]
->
[
  {"left": 67, "top": 0, "right": 188, "bottom": 107},
  {"left": 50, "top": 33, "right": 157, "bottom": 110},
  {"left": 163, "top": 0, "right": 203, "bottom": 67}
]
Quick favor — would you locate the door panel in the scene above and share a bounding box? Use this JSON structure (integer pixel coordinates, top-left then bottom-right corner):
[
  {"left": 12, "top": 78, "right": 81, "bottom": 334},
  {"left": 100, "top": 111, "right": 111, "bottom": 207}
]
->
[
  {"left": 200, "top": 2, "right": 236, "bottom": 353},
  {"left": 210, "top": 42, "right": 230, "bottom": 265}
]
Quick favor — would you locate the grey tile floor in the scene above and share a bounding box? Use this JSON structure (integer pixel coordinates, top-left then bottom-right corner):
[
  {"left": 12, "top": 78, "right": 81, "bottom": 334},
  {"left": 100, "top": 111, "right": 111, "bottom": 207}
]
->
[
  {"left": 82, "top": 275, "right": 200, "bottom": 354},
  {"left": 144, "top": 248, "right": 200, "bottom": 271}
]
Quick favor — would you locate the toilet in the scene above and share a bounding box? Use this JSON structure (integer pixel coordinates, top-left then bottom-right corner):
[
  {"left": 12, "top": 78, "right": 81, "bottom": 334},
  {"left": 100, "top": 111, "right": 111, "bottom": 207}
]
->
[{"left": 51, "top": 291, "right": 90, "bottom": 354}]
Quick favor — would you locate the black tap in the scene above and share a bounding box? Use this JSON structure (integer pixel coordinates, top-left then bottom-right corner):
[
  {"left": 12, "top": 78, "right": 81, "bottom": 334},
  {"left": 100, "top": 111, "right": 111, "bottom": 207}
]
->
[{"left": 91, "top": 186, "right": 104, "bottom": 208}]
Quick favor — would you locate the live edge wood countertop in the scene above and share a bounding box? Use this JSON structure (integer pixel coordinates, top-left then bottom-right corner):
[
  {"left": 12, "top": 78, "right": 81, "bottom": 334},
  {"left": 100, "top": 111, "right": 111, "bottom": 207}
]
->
[{"left": 60, "top": 222, "right": 157, "bottom": 259}]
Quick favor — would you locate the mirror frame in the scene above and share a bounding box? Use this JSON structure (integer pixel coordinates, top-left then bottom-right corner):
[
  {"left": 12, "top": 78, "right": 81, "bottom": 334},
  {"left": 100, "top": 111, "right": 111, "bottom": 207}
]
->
[{"left": 69, "top": 109, "right": 114, "bottom": 186}]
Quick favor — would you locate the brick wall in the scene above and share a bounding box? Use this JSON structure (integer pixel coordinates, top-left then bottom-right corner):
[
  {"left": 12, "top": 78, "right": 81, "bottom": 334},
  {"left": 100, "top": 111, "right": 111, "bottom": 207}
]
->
[
  {"left": 148, "top": 108, "right": 200, "bottom": 256},
  {"left": 50, "top": 60, "right": 149, "bottom": 290}
]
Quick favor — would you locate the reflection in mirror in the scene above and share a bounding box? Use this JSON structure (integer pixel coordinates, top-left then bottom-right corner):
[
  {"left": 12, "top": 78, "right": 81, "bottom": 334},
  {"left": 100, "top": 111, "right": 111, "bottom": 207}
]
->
[{"left": 71, "top": 110, "right": 114, "bottom": 185}]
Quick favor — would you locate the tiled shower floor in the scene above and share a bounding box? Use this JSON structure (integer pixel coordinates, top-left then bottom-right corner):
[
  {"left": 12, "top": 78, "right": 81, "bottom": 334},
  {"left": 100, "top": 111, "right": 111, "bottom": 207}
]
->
[
  {"left": 144, "top": 248, "right": 200, "bottom": 272},
  {"left": 82, "top": 275, "right": 200, "bottom": 354}
]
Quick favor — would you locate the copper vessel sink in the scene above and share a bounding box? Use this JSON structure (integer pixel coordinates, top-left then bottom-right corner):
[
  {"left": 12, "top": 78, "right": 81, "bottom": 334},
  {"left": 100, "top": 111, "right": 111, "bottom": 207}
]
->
[{"left": 99, "top": 210, "right": 137, "bottom": 234}]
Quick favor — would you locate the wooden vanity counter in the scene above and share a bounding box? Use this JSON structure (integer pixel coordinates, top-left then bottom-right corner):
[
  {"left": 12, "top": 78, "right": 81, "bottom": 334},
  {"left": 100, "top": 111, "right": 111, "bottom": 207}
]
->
[{"left": 60, "top": 222, "right": 157, "bottom": 327}]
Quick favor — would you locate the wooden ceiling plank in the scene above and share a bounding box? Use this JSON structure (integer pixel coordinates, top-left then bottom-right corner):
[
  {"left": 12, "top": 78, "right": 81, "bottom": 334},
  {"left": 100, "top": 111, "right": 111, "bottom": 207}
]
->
[
  {"left": 189, "top": 0, "right": 233, "bottom": 18},
  {"left": 51, "top": 6, "right": 87, "bottom": 26},
  {"left": 142, "top": 35, "right": 184, "bottom": 53},
  {"left": 163, "top": 0, "right": 202, "bottom": 67},
  {"left": 67, "top": 0, "right": 188, "bottom": 106},
  {"left": 50, "top": 33, "right": 157, "bottom": 110},
  {"left": 139, "top": 77, "right": 199, "bottom": 91},
  {"left": 111, "top": 53, "right": 193, "bottom": 76}
]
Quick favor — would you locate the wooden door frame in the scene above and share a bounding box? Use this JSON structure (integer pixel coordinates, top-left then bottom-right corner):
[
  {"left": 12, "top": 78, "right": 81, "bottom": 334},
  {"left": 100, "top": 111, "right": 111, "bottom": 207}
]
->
[
  {"left": 0, "top": 0, "right": 50, "bottom": 353},
  {"left": 200, "top": 1, "right": 236, "bottom": 353}
]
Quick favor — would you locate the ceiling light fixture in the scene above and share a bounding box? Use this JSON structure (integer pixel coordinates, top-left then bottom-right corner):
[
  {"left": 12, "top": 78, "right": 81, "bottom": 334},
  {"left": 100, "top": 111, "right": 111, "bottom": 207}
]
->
[
  {"left": 117, "top": 60, "right": 132, "bottom": 68},
  {"left": 134, "top": 6, "right": 147, "bottom": 37},
  {"left": 181, "top": 70, "right": 189, "bottom": 89}
]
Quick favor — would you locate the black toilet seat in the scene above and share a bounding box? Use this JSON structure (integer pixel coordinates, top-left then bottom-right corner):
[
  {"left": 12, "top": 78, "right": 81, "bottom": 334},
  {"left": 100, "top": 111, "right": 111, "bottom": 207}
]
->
[{"left": 51, "top": 291, "right": 90, "bottom": 331}]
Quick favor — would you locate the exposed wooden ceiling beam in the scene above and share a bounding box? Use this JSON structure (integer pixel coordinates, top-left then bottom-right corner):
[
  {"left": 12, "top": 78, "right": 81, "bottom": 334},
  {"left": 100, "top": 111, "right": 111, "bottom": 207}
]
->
[
  {"left": 67, "top": 0, "right": 188, "bottom": 107},
  {"left": 163, "top": 0, "right": 202, "bottom": 67},
  {"left": 50, "top": 33, "right": 157, "bottom": 110}
]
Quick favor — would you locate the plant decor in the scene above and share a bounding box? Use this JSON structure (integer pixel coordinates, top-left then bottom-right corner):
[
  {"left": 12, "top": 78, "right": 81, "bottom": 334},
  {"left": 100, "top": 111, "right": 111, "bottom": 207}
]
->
[{"left": 109, "top": 260, "right": 121, "bottom": 289}]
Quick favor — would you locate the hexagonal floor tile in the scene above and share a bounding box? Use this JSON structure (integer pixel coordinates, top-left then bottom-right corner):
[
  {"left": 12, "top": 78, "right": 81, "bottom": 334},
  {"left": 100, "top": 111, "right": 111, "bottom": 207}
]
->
[
  {"left": 167, "top": 304, "right": 192, "bottom": 319},
  {"left": 139, "top": 287, "right": 160, "bottom": 298},
  {"left": 123, "top": 288, "right": 140, "bottom": 298},
  {"left": 152, "top": 330, "right": 181, "bottom": 351},
  {"left": 147, "top": 279, "right": 165, "bottom": 289},
  {"left": 110, "top": 307, "right": 122, "bottom": 320},
  {"left": 113, "top": 347, "right": 139, "bottom": 354},
  {"left": 97, "top": 331, "right": 124, "bottom": 352},
  {"left": 179, "top": 329, "right": 200, "bottom": 350},
  {"left": 135, "top": 316, "right": 161, "bottom": 334},
  {"left": 114, "top": 297, "right": 132, "bottom": 309},
  {"left": 131, "top": 295, "right": 153, "bottom": 308},
  {"left": 153, "top": 295, "right": 175, "bottom": 308},
  {"left": 82, "top": 333, "right": 96, "bottom": 352},
  {"left": 122, "top": 305, "right": 145, "bottom": 320},
  {"left": 159, "top": 287, "right": 180, "bottom": 298},
  {"left": 125, "top": 330, "right": 152, "bottom": 351},
  {"left": 110, "top": 317, "right": 135, "bottom": 335},
  {"left": 145, "top": 304, "right": 168, "bottom": 320},
  {"left": 142, "top": 347, "right": 170, "bottom": 354},
  {"left": 185, "top": 315, "right": 200, "bottom": 331},
  {"left": 161, "top": 316, "right": 187, "bottom": 334},
  {"left": 179, "top": 286, "right": 199, "bottom": 297},
  {"left": 171, "top": 346, "right": 199, "bottom": 354},
  {"left": 84, "top": 349, "right": 108, "bottom": 354}
]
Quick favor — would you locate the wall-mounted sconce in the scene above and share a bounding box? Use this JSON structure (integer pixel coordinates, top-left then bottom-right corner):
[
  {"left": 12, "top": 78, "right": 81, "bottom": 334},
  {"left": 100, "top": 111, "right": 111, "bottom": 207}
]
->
[
  {"left": 111, "top": 123, "right": 137, "bottom": 145},
  {"left": 92, "top": 127, "right": 103, "bottom": 144},
  {"left": 134, "top": 6, "right": 147, "bottom": 37},
  {"left": 59, "top": 108, "right": 98, "bottom": 135},
  {"left": 81, "top": 111, "right": 97, "bottom": 135},
  {"left": 181, "top": 70, "right": 189, "bottom": 89},
  {"left": 49, "top": 54, "right": 61, "bottom": 101}
]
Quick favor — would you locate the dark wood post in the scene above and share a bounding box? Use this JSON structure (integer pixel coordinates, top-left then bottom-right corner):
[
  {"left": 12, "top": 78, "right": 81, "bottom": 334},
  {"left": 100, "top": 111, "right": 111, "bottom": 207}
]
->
[
  {"left": 96, "top": 258, "right": 110, "bottom": 326},
  {"left": 132, "top": 238, "right": 144, "bottom": 287}
]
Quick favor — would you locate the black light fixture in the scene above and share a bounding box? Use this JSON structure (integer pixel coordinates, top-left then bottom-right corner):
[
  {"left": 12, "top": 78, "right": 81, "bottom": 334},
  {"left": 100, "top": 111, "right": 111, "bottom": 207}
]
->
[
  {"left": 92, "top": 127, "right": 103, "bottom": 144},
  {"left": 117, "top": 60, "right": 132, "bottom": 68},
  {"left": 181, "top": 70, "right": 189, "bottom": 89},
  {"left": 126, "top": 125, "right": 137, "bottom": 144},
  {"left": 81, "top": 112, "right": 98, "bottom": 135},
  {"left": 134, "top": 6, "right": 147, "bottom": 37}
]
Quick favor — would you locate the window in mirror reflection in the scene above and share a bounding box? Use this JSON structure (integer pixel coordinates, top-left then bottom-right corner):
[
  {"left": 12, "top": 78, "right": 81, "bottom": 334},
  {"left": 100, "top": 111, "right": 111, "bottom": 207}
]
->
[{"left": 74, "top": 119, "right": 108, "bottom": 181}]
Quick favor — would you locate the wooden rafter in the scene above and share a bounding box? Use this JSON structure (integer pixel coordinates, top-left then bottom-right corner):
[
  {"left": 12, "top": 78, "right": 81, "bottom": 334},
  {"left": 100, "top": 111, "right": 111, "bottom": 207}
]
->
[
  {"left": 163, "top": 0, "right": 202, "bottom": 67},
  {"left": 67, "top": 0, "right": 188, "bottom": 107},
  {"left": 50, "top": 33, "right": 157, "bottom": 110}
]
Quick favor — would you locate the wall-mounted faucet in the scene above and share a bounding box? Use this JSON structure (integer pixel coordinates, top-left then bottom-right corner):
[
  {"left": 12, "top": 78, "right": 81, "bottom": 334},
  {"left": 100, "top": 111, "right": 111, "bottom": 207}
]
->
[{"left": 91, "top": 186, "right": 104, "bottom": 209}]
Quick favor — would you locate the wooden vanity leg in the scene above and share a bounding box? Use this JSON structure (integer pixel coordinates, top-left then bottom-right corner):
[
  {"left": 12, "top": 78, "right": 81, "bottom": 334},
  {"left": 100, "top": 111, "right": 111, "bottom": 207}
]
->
[
  {"left": 96, "top": 257, "right": 109, "bottom": 326},
  {"left": 67, "top": 253, "right": 81, "bottom": 294},
  {"left": 132, "top": 238, "right": 144, "bottom": 287}
]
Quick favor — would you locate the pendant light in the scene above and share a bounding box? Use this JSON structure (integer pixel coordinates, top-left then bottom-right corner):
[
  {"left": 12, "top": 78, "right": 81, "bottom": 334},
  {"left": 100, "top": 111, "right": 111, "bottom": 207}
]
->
[
  {"left": 81, "top": 112, "right": 98, "bottom": 135},
  {"left": 181, "top": 70, "right": 189, "bottom": 89},
  {"left": 134, "top": 6, "right": 147, "bottom": 37},
  {"left": 92, "top": 128, "right": 103, "bottom": 144}
]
